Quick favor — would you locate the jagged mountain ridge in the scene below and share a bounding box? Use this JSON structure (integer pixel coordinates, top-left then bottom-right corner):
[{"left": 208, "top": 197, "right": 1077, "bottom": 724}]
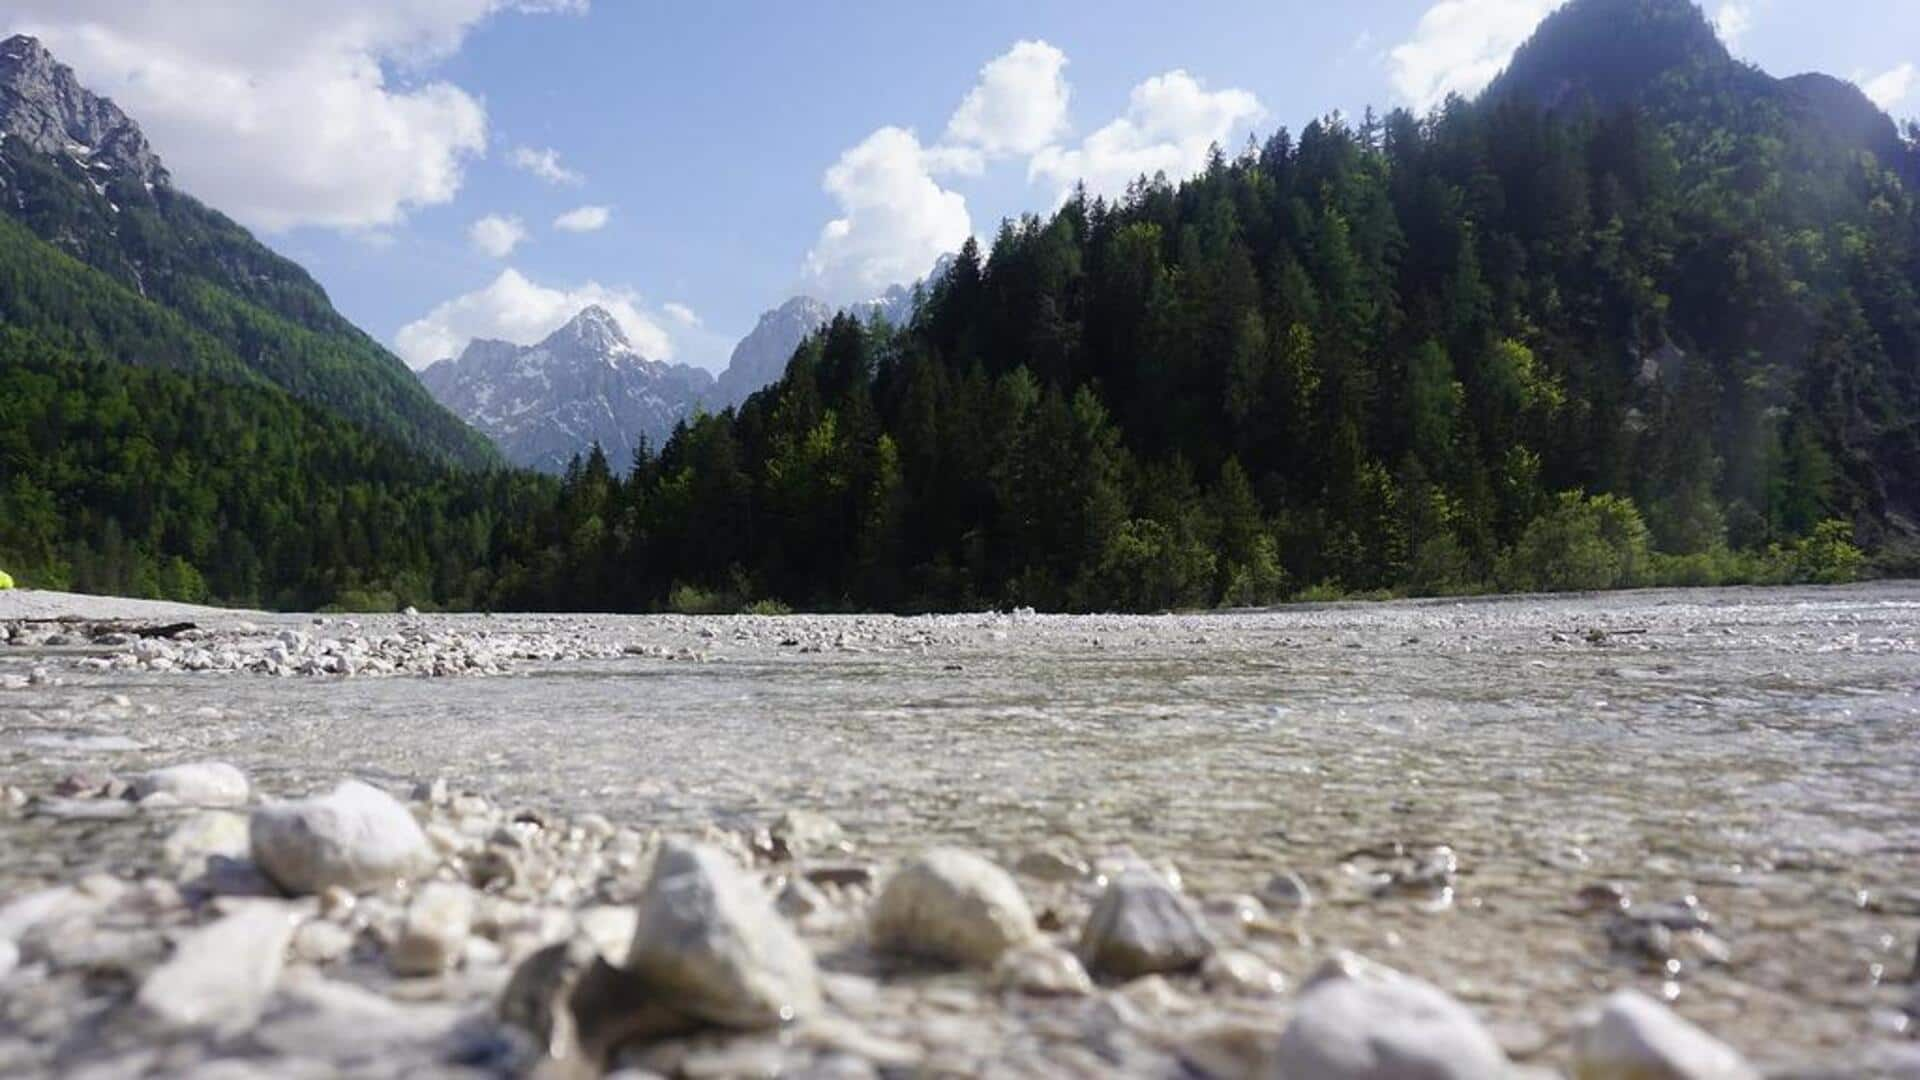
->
[
  {"left": 712, "top": 270, "right": 931, "bottom": 408},
  {"left": 420, "top": 282, "right": 924, "bottom": 472},
  {"left": 0, "top": 36, "right": 166, "bottom": 189},
  {"left": 0, "top": 34, "right": 497, "bottom": 467},
  {"left": 714, "top": 296, "right": 833, "bottom": 407},
  {"left": 421, "top": 306, "right": 716, "bottom": 474}
]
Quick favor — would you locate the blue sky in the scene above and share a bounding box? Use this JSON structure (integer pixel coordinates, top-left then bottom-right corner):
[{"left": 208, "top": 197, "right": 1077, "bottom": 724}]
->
[{"left": 10, "top": 1, "right": 1919, "bottom": 372}]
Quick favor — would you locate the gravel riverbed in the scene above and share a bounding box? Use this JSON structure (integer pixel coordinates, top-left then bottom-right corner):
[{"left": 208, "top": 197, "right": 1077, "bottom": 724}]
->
[{"left": 1, "top": 584, "right": 1917, "bottom": 1077}]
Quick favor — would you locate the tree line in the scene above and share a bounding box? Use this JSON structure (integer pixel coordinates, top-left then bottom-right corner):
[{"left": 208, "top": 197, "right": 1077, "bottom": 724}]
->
[{"left": 3, "top": 75, "right": 1908, "bottom": 611}]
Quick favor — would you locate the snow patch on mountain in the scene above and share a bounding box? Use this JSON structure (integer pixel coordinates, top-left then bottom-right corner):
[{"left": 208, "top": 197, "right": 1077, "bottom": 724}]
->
[{"left": 420, "top": 306, "right": 714, "bottom": 474}]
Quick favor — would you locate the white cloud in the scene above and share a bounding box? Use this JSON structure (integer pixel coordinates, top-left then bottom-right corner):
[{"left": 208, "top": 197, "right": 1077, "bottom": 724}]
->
[
  {"left": 1861, "top": 62, "right": 1917, "bottom": 112},
  {"left": 1712, "top": 2, "right": 1753, "bottom": 48},
  {"left": 5, "top": 1, "right": 585, "bottom": 231},
  {"left": 1029, "top": 70, "right": 1263, "bottom": 200},
  {"left": 553, "top": 204, "right": 611, "bottom": 232},
  {"left": 663, "top": 302, "right": 702, "bottom": 328},
  {"left": 944, "top": 40, "right": 1071, "bottom": 158},
  {"left": 509, "top": 145, "right": 584, "bottom": 186},
  {"left": 801, "top": 126, "right": 972, "bottom": 305},
  {"left": 1388, "top": 0, "right": 1557, "bottom": 112},
  {"left": 467, "top": 213, "right": 527, "bottom": 258},
  {"left": 395, "top": 268, "right": 673, "bottom": 368}
]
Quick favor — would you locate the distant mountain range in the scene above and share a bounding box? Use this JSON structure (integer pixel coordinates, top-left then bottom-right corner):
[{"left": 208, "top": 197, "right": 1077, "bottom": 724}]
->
[
  {"left": 420, "top": 273, "right": 926, "bottom": 472},
  {"left": 713, "top": 280, "right": 919, "bottom": 409},
  {"left": 421, "top": 306, "right": 716, "bottom": 473}
]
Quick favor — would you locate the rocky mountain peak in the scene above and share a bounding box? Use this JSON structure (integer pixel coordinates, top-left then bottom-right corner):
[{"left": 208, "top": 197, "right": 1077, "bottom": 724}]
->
[
  {"left": 546, "top": 304, "right": 634, "bottom": 359},
  {"left": 0, "top": 34, "right": 168, "bottom": 188},
  {"left": 420, "top": 308, "right": 714, "bottom": 474}
]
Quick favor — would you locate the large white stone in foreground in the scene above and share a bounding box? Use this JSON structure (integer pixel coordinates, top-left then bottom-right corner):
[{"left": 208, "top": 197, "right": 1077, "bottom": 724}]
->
[
  {"left": 872, "top": 848, "right": 1038, "bottom": 967},
  {"left": 1574, "top": 990, "right": 1760, "bottom": 1080},
  {"left": 1272, "top": 952, "right": 1510, "bottom": 1079},
  {"left": 250, "top": 780, "right": 432, "bottom": 895},
  {"left": 625, "top": 840, "right": 820, "bottom": 1029},
  {"left": 137, "top": 903, "right": 297, "bottom": 1032}
]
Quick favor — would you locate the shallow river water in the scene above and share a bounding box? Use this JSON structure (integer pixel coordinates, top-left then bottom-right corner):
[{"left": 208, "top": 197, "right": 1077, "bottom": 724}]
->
[{"left": 3, "top": 583, "right": 1919, "bottom": 1074}]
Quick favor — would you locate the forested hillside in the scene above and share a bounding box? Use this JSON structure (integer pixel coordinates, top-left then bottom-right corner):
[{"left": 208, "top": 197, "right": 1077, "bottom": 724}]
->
[
  {"left": 0, "top": 326, "right": 550, "bottom": 610},
  {"left": 494, "top": 0, "right": 1911, "bottom": 612},
  {"left": 0, "top": 0, "right": 1910, "bottom": 612},
  {"left": 0, "top": 36, "right": 496, "bottom": 468}
]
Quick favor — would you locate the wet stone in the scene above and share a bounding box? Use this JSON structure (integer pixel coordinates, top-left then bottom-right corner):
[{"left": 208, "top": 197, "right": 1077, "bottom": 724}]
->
[
  {"left": 137, "top": 902, "right": 298, "bottom": 1033},
  {"left": 291, "top": 919, "right": 356, "bottom": 965},
  {"left": 993, "top": 942, "right": 1095, "bottom": 997},
  {"left": 130, "top": 762, "right": 250, "bottom": 808},
  {"left": 163, "top": 811, "right": 251, "bottom": 873},
  {"left": 1259, "top": 870, "right": 1314, "bottom": 911},
  {"left": 1272, "top": 952, "right": 1511, "bottom": 1080},
  {"left": 391, "top": 882, "right": 474, "bottom": 976},
  {"left": 1013, "top": 847, "right": 1090, "bottom": 883},
  {"left": 767, "top": 809, "right": 846, "bottom": 860},
  {"left": 1573, "top": 989, "right": 1760, "bottom": 1080},
  {"left": 871, "top": 848, "right": 1038, "bottom": 967},
  {"left": 1079, "top": 869, "right": 1216, "bottom": 979},
  {"left": 624, "top": 840, "right": 820, "bottom": 1030},
  {"left": 249, "top": 780, "right": 433, "bottom": 895}
]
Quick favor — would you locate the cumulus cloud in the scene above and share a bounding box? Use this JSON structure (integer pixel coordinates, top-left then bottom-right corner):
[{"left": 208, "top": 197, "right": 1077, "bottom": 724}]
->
[
  {"left": 553, "top": 204, "right": 611, "bottom": 232},
  {"left": 4, "top": 1, "right": 585, "bottom": 232},
  {"left": 663, "top": 302, "right": 701, "bottom": 327},
  {"left": 1029, "top": 70, "right": 1263, "bottom": 200},
  {"left": 1712, "top": 2, "right": 1753, "bottom": 48},
  {"left": 395, "top": 268, "right": 673, "bottom": 368},
  {"left": 509, "top": 145, "right": 584, "bottom": 186},
  {"left": 467, "top": 213, "right": 527, "bottom": 258},
  {"left": 801, "top": 126, "right": 972, "bottom": 304},
  {"left": 944, "top": 40, "right": 1071, "bottom": 158},
  {"left": 1388, "top": 0, "right": 1557, "bottom": 112},
  {"left": 1861, "top": 62, "right": 1917, "bottom": 112}
]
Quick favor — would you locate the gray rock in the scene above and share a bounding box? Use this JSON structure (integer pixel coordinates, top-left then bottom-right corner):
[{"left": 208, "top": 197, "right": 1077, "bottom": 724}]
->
[
  {"left": 778, "top": 876, "right": 829, "bottom": 920},
  {"left": 768, "top": 809, "right": 846, "bottom": 859},
  {"left": 420, "top": 307, "right": 716, "bottom": 475},
  {"left": 1202, "top": 948, "right": 1286, "bottom": 996},
  {"left": 131, "top": 762, "right": 250, "bottom": 807},
  {"left": 249, "top": 780, "right": 433, "bottom": 895},
  {"left": 715, "top": 297, "right": 833, "bottom": 407},
  {"left": 625, "top": 840, "right": 820, "bottom": 1029},
  {"left": 993, "top": 943, "right": 1094, "bottom": 996},
  {"left": 254, "top": 972, "right": 464, "bottom": 1062},
  {"left": 1573, "top": 990, "right": 1760, "bottom": 1080},
  {"left": 1079, "top": 870, "right": 1215, "bottom": 978},
  {"left": 0, "top": 885, "right": 98, "bottom": 943},
  {"left": 1014, "top": 847, "right": 1090, "bottom": 883},
  {"left": 137, "top": 903, "right": 298, "bottom": 1032},
  {"left": 871, "top": 848, "right": 1038, "bottom": 967},
  {"left": 163, "top": 811, "right": 252, "bottom": 873},
  {"left": 390, "top": 882, "right": 473, "bottom": 976},
  {"left": 0, "top": 37, "right": 170, "bottom": 188},
  {"left": 291, "top": 919, "right": 356, "bottom": 965},
  {"left": 1271, "top": 952, "right": 1509, "bottom": 1079},
  {"left": 1260, "top": 870, "right": 1313, "bottom": 910},
  {"left": 500, "top": 937, "right": 688, "bottom": 1068}
]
